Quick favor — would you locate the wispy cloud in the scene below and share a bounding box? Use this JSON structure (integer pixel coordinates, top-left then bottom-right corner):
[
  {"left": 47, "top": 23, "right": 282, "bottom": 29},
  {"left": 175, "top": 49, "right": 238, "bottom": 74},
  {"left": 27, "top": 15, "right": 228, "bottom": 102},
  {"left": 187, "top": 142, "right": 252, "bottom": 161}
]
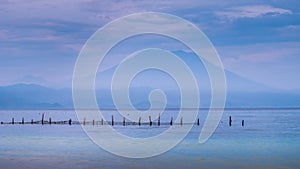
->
[
  {"left": 219, "top": 42, "right": 300, "bottom": 90},
  {"left": 12, "top": 35, "right": 61, "bottom": 42},
  {"left": 221, "top": 42, "right": 300, "bottom": 63},
  {"left": 215, "top": 5, "right": 292, "bottom": 21},
  {"left": 0, "top": 29, "right": 8, "bottom": 40},
  {"left": 65, "top": 43, "right": 84, "bottom": 52}
]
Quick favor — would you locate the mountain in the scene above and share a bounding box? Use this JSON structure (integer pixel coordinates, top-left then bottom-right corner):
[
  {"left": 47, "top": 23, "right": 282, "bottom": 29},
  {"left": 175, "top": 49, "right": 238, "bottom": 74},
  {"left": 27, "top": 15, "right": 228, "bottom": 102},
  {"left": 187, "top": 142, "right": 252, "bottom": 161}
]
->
[
  {"left": 0, "top": 49, "right": 299, "bottom": 109},
  {"left": 0, "top": 84, "right": 72, "bottom": 109},
  {"left": 0, "top": 76, "right": 300, "bottom": 110}
]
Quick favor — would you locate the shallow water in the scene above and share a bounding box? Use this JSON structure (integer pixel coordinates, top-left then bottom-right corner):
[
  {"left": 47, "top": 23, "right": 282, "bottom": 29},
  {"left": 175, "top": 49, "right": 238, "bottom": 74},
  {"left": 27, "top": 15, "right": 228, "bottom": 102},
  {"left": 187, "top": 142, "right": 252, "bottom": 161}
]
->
[{"left": 0, "top": 109, "right": 299, "bottom": 169}]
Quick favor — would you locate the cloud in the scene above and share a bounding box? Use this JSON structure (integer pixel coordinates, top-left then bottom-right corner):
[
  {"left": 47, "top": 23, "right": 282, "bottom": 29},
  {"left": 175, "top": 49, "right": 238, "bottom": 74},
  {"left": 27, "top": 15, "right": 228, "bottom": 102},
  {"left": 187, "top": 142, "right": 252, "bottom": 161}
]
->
[
  {"left": 215, "top": 5, "right": 292, "bottom": 21},
  {"left": 220, "top": 42, "right": 300, "bottom": 63},
  {"left": 14, "top": 75, "right": 49, "bottom": 86},
  {"left": 219, "top": 42, "right": 300, "bottom": 90},
  {"left": 12, "top": 35, "right": 61, "bottom": 42},
  {"left": 0, "top": 29, "right": 8, "bottom": 40},
  {"left": 65, "top": 43, "right": 84, "bottom": 52}
]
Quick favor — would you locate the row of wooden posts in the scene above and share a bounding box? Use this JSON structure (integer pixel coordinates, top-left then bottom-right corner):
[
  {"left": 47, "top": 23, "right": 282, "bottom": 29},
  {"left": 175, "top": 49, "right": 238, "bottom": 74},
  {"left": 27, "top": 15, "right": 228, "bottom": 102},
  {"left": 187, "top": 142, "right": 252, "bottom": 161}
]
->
[
  {"left": 0, "top": 114, "right": 245, "bottom": 127},
  {"left": 229, "top": 116, "right": 245, "bottom": 127}
]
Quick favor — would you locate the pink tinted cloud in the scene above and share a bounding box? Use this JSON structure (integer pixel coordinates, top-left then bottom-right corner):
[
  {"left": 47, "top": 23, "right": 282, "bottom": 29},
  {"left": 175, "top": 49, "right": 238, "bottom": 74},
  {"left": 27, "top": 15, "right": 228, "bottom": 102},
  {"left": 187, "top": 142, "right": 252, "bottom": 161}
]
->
[
  {"left": 219, "top": 42, "right": 300, "bottom": 90},
  {"left": 215, "top": 5, "right": 292, "bottom": 21},
  {"left": 220, "top": 42, "right": 300, "bottom": 64},
  {"left": 0, "top": 29, "right": 8, "bottom": 40},
  {"left": 12, "top": 35, "right": 61, "bottom": 42}
]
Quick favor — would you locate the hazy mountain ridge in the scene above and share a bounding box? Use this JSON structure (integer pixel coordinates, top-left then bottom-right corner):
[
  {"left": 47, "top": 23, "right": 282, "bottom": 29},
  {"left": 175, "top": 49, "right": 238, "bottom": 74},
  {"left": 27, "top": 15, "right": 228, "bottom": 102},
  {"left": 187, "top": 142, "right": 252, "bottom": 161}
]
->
[
  {"left": 0, "top": 59, "right": 298, "bottom": 109},
  {"left": 0, "top": 84, "right": 72, "bottom": 109},
  {"left": 0, "top": 81, "right": 299, "bottom": 109}
]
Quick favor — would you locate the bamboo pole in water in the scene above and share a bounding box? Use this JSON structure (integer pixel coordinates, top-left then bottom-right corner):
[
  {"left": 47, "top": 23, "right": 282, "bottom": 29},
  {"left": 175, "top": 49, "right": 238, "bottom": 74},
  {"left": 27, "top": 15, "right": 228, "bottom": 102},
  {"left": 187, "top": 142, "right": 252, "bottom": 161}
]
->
[
  {"left": 42, "top": 113, "right": 44, "bottom": 125},
  {"left": 158, "top": 114, "right": 160, "bottom": 126},
  {"left": 138, "top": 117, "right": 141, "bottom": 126},
  {"left": 149, "top": 116, "right": 152, "bottom": 126},
  {"left": 180, "top": 117, "right": 183, "bottom": 126}
]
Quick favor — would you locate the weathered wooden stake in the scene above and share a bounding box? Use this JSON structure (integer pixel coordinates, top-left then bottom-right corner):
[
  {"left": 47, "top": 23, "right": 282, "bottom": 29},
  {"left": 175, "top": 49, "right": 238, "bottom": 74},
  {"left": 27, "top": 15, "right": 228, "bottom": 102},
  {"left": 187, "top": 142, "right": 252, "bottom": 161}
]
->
[
  {"left": 242, "top": 120, "right": 244, "bottom": 127},
  {"left": 229, "top": 116, "right": 232, "bottom": 126},
  {"left": 22, "top": 117, "right": 24, "bottom": 125},
  {"left": 123, "top": 117, "right": 126, "bottom": 126},
  {"left": 69, "top": 119, "right": 72, "bottom": 125},
  {"left": 138, "top": 117, "right": 141, "bottom": 126},
  {"left": 12, "top": 117, "right": 14, "bottom": 125},
  {"left": 83, "top": 117, "right": 86, "bottom": 125},
  {"left": 158, "top": 114, "right": 160, "bottom": 126},
  {"left": 111, "top": 115, "right": 114, "bottom": 126},
  {"left": 149, "top": 116, "right": 152, "bottom": 126},
  {"left": 197, "top": 118, "right": 200, "bottom": 126},
  {"left": 42, "top": 113, "right": 45, "bottom": 125},
  {"left": 170, "top": 117, "right": 173, "bottom": 126}
]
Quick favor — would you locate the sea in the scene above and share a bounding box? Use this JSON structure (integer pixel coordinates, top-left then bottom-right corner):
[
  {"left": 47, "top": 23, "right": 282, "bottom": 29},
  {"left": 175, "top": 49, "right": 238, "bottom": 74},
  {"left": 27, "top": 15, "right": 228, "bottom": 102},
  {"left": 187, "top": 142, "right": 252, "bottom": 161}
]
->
[{"left": 0, "top": 108, "right": 299, "bottom": 169}]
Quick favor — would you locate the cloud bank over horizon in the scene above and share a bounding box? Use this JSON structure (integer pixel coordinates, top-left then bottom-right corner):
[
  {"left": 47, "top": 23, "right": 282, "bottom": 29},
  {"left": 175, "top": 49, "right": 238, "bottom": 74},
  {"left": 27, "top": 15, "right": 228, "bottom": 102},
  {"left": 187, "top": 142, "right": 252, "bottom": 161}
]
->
[{"left": 0, "top": 0, "right": 299, "bottom": 90}]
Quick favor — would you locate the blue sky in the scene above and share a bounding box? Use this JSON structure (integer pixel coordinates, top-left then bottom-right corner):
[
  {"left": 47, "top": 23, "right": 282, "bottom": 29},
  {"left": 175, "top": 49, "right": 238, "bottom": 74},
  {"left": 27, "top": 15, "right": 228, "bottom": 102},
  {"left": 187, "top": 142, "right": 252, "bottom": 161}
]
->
[{"left": 0, "top": 0, "right": 299, "bottom": 90}]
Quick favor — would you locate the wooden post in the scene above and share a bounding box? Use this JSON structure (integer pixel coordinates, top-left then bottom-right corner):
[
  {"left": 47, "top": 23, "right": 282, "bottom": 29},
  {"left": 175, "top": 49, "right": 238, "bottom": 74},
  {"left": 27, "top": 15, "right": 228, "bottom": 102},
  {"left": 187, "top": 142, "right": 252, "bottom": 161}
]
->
[
  {"left": 49, "top": 117, "right": 52, "bottom": 125},
  {"left": 229, "top": 116, "right": 232, "bottom": 126},
  {"left": 92, "top": 119, "right": 95, "bottom": 125},
  {"left": 22, "top": 117, "right": 24, "bottom": 125},
  {"left": 101, "top": 118, "right": 104, "bottom": 125},
  {"left": 180, "top": 117, "right": 183, "bottom": 126},
  {"left": 42, "top": 113, "right": 44, "bottom": 125},
  {"left": 12, "top": 117, "right": 14, "bottom": 125},
  {"left": 69, "top": 119, "right": 72, "bottom": 125},
  {"left": 149, "top": 116, "right": 152, "bottom": 126},
  {"left": 158, "top": 114, "right": 160, "bottom": 126},
  {"left": 197, "top": 118, "right": 200, "bottom": 126},
  {"left": 242, "top": 120, "right": 244, "bottom": 127},
  {"left": 138, "top": 117, "right": 141, "bottom": 126},
  {"left": 123, "top": 117, "right": 126, "bottom": 126},
  {"left": 111, "top": 115, "right": 114, "bottom": 126},
  {"left": 31, "top": 119, "right": 33, "bottom": 124},
  {"left": 83, "top": 117, "right": 86, "bottom": 125},
  {"left": 170, "top": 117, "right": 173, "bottom": 126}
]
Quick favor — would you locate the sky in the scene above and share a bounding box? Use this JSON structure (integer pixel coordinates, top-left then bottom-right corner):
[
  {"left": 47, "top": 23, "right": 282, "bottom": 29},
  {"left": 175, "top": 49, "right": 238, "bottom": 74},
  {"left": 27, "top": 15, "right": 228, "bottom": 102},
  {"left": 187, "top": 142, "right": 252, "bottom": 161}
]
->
[{"left": 0, "top": 0, "right": 299, "bottom": 90}]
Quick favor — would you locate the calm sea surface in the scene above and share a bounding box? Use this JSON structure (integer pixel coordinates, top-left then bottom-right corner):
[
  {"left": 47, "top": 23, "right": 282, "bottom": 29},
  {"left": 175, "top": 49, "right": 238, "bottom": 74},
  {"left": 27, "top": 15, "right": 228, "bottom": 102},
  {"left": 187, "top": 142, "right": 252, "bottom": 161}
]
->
[{"left": 0, "top": 109, "right": 299, "bottom": 169}]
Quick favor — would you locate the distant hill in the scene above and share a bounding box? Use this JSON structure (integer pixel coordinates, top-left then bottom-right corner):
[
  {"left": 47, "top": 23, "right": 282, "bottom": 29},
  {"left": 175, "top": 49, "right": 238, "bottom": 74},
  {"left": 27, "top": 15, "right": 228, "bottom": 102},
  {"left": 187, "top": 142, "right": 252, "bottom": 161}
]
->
[
  {"left": 0, "top": 84, "right": 72, "bottom": 109},
  {"left": 3, "top": 49, "right": 298, "bottom": 109},
  {"left": 0, "top": 81, "right": 299, "bottom": 110}
]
